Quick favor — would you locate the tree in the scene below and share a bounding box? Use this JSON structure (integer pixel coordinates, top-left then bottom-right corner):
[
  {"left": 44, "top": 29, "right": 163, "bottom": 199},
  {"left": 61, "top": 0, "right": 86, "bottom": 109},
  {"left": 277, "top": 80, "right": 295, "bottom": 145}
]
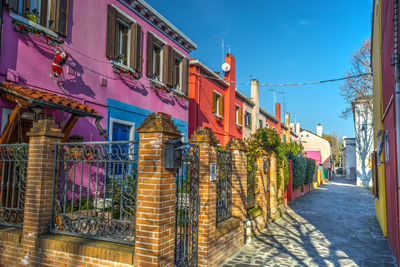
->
[
  {"left": 340, "top": 39, "right": 372, "bottom": 119},
  {"left": 322, "top": 133, "right": 342, "bottom": 166}
]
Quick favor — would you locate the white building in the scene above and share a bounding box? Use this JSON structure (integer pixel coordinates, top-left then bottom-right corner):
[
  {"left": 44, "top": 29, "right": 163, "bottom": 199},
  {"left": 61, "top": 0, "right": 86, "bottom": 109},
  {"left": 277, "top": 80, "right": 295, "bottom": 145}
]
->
[
  {"left": 352, "top": 98, "right": 373, "bottom": 187},
  {"left": 299, "top": 125, "right": 332, "bottom": 169},
  {"left": 342, "top": 137, "right": 356, "bottom": 180}
]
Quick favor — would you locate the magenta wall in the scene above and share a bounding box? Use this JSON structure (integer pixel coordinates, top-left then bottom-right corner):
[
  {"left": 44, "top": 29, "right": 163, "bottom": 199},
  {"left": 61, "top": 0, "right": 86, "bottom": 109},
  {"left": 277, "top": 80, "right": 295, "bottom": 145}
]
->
[{"left": 0, "top": 0, "right": 190, "bottom": 141}]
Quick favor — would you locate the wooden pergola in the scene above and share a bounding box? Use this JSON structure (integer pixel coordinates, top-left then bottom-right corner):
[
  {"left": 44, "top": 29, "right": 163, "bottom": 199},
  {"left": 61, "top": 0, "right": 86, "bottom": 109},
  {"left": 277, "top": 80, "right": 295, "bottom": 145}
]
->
[{"left": 0, "top": 81, "right": 106, "bottom": 143}]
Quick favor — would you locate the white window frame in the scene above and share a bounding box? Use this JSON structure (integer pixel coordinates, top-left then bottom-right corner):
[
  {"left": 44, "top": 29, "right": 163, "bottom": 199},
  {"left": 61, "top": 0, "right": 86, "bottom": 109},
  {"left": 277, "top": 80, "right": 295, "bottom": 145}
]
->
[
  {"left": 152, "top": 42, "right": 163, "bottom": 81},
  {"left": 259, "top": 119, "right": 263, "bottom": 129},
  {"left": 235, "top": 104, "right": 241, "bottom": 126},
  {"left": 10, "top": 9, "right": 57, "bottom": 37},
  {"left": 116, "top": 17, "right": 132, "bottom": 67},
  {"left": 266, "top": 123, "right": 270, "bottom": 129},
  {"left": 109, "top": 118, "right": 135, "bottom": 142},
  {"left": 172, "top": 53, "right": 183, "bottom": 91},
  {"left": 213, "top": 90, "right": 223, "bottom": 118}
]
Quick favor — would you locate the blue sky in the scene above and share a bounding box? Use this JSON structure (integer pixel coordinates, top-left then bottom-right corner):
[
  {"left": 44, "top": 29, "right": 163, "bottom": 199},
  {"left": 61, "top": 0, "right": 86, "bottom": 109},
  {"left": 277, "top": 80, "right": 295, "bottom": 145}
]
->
[{"left": 146, "top": 0, "right": 373, "bottom": 138}]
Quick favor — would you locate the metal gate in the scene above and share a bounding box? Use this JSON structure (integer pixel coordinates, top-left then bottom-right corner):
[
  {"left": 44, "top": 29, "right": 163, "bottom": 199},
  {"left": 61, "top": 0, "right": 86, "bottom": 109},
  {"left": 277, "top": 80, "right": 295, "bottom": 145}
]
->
[{"left": 174, "top": 144, "right": 200, "bottom": 267}]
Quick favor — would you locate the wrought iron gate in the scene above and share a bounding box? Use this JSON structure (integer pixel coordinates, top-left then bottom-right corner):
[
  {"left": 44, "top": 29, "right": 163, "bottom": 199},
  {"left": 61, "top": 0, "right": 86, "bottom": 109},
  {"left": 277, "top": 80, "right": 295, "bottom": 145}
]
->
[{"left": 174, "top": 144, "right": 200, "bottom": 267}]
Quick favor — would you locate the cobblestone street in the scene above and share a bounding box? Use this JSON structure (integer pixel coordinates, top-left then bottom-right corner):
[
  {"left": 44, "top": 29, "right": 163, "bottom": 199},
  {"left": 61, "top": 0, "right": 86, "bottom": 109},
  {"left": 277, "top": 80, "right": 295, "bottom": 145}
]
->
[{"left": 221, "top": 177, "right": 397, "bottom": 267}]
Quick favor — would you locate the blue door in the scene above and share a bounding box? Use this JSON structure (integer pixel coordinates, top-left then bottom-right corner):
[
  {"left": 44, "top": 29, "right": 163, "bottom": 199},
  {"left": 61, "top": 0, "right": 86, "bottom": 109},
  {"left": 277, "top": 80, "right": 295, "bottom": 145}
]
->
[{"left": 111, "top": 123, "right": 131, "bottom": 176}]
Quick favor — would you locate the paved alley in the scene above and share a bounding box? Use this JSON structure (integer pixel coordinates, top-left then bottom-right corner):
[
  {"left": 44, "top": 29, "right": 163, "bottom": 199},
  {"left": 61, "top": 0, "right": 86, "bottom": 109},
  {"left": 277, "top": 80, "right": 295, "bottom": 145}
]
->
[{"left": 221, "top": 177, "right": 397, "bottom": 267}]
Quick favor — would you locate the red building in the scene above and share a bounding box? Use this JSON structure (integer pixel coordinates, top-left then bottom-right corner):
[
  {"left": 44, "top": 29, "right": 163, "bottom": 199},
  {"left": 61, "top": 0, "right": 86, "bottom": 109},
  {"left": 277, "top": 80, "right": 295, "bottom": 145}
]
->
[
  {"left": 188, "top": 54, "right": 243, "bottom": 145},
  {"left": 376, "top": 0, "right": 400, "bottom": 262}
]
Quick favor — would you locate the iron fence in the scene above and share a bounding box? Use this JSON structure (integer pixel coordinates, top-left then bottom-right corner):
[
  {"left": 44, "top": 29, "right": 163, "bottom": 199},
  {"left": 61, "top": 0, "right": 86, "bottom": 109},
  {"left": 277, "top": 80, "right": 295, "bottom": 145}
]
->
[
  {"left": 51, "top": 141, "right": 138, "bottom": 245},
  {"left": 216, "top": 150, "right": 232, "bottom": 223},
  {"left": 247, "top": 158, "right": 256, "bottom": 209},
  {"left": 174, "top": 144, "right": 200, "bottom": 267},
  {"left": 0, "top": 143, "right": 28, "bottom": 227}
]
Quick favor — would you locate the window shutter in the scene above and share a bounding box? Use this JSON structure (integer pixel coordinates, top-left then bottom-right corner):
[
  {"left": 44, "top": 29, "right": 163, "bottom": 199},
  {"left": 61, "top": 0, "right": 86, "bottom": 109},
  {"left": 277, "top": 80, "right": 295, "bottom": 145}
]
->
[
  {"left": 146, "top": 32, "right": 154, "bottom": 77},
  {"left": 106, "top": 4, "right": 117, "bottom": 60},
  {"left": 372, "top": 151, "right": 378, "bottom": 197},
  {"left": 219, "top": 95, "right": 224, "bottom": 117},
  {"left": 56, "top": 0, "right": 69, "bottom": 36},
  {"left": 239, "top": 107, "right": 242, "bottom": 125},
  {"left": 6, "top": 0, "right": 19, "bottom": 12},
  {"left": 212, "top": 92, "right": 216, "bottom": 114},
  {"left": 182, "top": 58, "right": 189, "bottom": 95},
  {"left": 49, "top": 0, "right": 57, "bottom": 30},
  {"left": 40, "top": 0, "right": 48, "bottom": 27},
  {"left": 162, "top": 45, "right": 174, "bottom": 86},
  {"left": 130, "top": 23, "right": 142, "bottom": 73}
]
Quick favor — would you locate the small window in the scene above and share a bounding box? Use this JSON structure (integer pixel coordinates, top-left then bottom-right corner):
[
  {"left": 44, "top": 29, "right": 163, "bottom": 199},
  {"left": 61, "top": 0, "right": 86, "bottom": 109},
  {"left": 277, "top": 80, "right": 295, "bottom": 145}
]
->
[
  {"left": 244, "top": 111, "right": 251, "bottom": 128},
  {"left": 106, "top": 5, "right": 143, "bottom": 72},
  {"left": 173, "top": 55, "right": 183, "bottom": 89},
  {"left": 235, "top": 105, "right": 242, "bottom": 125},
  {"left": 152, "top": 42, "right": 163, "bottom": 80},
  {"left": 266, "top": 123, "right": 269, "bottom": 129},
  {"left": 213, "top": 91, "right": 224, "bottom": 117},
  {"left": 259, "top": 119, "right": 263, "bottom": 129},
  {"left": 13, "top": 0, "right": 68, "bottom": 35},
  {"left": 116, "top": 18, "right": 129, "bottom": 65}
]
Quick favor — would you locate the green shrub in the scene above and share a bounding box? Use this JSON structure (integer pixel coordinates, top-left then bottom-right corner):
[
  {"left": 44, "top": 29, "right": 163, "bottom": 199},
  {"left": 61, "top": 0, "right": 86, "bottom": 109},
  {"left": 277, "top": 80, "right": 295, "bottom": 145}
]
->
[
  {"left": 304, "top": 158, "right": 316, "bottom": 184},
  {"left": 292, "top": 156, "right": 307, "bottom": 189}
]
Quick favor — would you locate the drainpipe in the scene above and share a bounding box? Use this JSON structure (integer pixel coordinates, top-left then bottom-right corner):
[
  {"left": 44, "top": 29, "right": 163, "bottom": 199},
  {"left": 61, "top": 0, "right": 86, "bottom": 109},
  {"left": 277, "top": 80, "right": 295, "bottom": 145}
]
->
[
  {"left": 0, "top": 0, "right": 3, "bottom": 58},
  {"left": 393, "top": 0, "right": 400, "bottom": 218}
]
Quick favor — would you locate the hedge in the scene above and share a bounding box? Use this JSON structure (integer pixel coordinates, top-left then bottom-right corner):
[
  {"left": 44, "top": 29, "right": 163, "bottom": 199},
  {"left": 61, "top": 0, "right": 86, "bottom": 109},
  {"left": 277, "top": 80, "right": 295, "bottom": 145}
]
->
[
  {"left": 305, "top": 158, "right": 316, "bottom": 184},
  {"left": 292, "top": 156, "right": 307, "bottom": 189}
]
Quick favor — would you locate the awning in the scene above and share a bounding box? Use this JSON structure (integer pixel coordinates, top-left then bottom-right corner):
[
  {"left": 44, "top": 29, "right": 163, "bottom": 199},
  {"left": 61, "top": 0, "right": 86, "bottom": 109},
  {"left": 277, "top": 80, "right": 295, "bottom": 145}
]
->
[{"left": 0, "top": 81, "right": 106, "bottom": 141}]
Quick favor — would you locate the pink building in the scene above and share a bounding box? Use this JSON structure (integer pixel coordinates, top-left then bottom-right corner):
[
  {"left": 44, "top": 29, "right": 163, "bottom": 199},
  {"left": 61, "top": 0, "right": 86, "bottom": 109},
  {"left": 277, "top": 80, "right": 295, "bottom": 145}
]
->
[
  {"left": 304, "top": 150, "right": 322, "bottom": 165},
  {"left": 0, "top": 0, "right": 196, "bottom": 143}
]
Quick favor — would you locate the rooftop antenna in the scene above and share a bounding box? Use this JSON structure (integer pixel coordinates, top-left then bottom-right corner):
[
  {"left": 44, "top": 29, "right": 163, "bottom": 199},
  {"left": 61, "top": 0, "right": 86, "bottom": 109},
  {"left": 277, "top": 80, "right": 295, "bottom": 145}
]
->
[
  {"left": 269, "top": 89, "right": 277, "bottom": 107},
  {"left": 211, "top": 36, "right": 231, "bottom": 76},
  {"left": 278, "top": 91, "right": 287, "bottom": 115}
]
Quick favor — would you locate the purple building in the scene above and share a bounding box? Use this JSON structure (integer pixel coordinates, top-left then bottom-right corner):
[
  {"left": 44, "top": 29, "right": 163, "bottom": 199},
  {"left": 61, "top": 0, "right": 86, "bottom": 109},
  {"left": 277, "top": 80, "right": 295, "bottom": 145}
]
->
[{"left": 0, "top": 0, "right": 196, "bottom": 143}]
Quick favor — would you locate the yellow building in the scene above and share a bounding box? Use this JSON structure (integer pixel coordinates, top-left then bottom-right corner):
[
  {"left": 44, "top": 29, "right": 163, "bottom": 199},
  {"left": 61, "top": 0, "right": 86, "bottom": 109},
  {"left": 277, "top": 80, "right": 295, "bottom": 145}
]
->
[{"left": 372, "top": 0, "right": 387, "bottom": 236}]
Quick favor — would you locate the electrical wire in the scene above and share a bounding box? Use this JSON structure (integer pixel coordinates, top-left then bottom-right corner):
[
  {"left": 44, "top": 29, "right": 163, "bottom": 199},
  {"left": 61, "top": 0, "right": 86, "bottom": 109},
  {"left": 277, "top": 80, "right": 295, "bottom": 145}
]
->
[{"left": 190, "top": 72, "right": 372, "bottom": 87}]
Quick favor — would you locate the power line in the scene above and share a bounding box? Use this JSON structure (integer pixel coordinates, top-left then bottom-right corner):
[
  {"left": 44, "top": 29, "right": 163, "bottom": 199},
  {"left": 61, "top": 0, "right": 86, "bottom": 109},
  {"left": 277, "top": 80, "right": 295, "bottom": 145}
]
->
[{"left": 190, "top": 72, "right": 371, "bottom": 87}]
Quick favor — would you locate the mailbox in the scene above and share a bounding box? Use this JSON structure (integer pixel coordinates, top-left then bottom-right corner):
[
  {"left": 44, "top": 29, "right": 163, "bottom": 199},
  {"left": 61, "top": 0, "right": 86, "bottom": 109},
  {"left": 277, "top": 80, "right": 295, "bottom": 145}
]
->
[
  {"left": 263, "top": 159, "right": 270, "bottom": 174},
  {"left": 164, "top": 138, "right": 183, "bottom": 169}
]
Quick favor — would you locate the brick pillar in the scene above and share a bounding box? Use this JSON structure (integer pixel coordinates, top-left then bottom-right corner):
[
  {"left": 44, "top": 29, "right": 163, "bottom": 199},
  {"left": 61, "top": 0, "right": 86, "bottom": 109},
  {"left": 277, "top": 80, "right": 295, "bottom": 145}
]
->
[
  {"left": 226, "top": 138, "right": 247, "bottom": 221},
  {"left": 189, "top": 127, "right": 218, "bottom": 266},
  {"left": 21, "top": 119, "right": 63, "bottom": 261},
  {"left": 134, "top": 113, "right": 181, "bottom": 267}
]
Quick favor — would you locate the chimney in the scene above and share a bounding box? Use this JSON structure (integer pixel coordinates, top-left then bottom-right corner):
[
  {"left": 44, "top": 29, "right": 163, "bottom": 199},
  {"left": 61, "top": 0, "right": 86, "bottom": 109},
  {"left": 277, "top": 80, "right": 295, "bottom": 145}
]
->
[
  {"left": 316, "top": 124, "right": 323, "bottom": 136},
  {"left": 295, "top": 122, "right": 300, "bottom": 134},
  {"left": 285, "top": 112, "right": 290, "bottom": 125},
  {"left": 275, "top": 102, "right": 281, "bottom": 122},
  {"left": 223, "top": 53, "right": 236, "bottom": 144},
  {"left": 251, "top": 79, "right": 259, "bottom": 133}
]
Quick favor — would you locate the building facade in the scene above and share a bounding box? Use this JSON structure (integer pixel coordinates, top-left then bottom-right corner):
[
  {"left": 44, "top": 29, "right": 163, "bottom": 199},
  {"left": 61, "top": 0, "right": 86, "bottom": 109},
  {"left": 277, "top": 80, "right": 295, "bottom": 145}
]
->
[
  {"left": 373, "top": 0, "right": 400, "bottom": 260},
  {"left": 0, "top": 0, "right": 196, "bottom": 143},
  {"left": 188, "top": 54, "right": 243, "bottom": 145},
  {"left": 299, "top": 127, "right": 332, "bottom": 169},
  {"left": 342, "top": 137, "right": 356, "bottom": 180}
]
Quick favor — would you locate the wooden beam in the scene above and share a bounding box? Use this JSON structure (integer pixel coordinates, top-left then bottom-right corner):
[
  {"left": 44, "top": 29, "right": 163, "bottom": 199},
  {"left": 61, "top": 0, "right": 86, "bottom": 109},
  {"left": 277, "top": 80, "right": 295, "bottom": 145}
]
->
[
  {"left": 0, "top": 104, "right": 21, "bottom": 144},
  {"left": 62, "top": 115, "right": 79, "bottom": 142}
]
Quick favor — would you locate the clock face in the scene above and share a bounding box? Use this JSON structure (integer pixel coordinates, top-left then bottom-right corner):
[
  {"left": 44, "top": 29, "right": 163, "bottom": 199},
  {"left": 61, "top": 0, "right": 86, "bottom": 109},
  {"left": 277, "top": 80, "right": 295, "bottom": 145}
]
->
[{"left": 222, "top": 63, "right": 231, "bottom": 72}]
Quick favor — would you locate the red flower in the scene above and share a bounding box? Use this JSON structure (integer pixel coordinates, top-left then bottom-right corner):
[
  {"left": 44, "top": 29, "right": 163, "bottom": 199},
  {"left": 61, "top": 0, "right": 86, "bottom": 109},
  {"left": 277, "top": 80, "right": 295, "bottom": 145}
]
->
[
  {"left": 127, "top": 72, "right": 130, "bottom": 75},
  {"left": 87, "top": 154, "right": 92, "bottom": 160},
  {"left": 119, "top": 69, "right": 123, "bottom": 73},
  {"left": 18, "top": 25, "right": 24, "bottom": 30},
  {"left": 34, "top": 32, "right": 39, "bottom": 35},
  {"left": 45, "top": 35, "right": 50, "bottom": 40}
]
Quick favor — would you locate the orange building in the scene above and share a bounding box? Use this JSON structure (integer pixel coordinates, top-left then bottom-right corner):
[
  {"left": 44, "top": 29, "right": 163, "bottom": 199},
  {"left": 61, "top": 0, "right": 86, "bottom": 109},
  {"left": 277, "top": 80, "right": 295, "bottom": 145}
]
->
[{"left": 188, "top": 54, "right": 243, "bottom": 145}]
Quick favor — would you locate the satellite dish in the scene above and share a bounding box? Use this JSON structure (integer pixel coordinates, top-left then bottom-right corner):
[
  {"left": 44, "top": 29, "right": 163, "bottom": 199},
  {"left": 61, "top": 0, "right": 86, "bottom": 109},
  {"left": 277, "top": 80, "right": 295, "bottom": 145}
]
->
[{"left": 222, "top": 63, "right": 231, "bottom": 72}]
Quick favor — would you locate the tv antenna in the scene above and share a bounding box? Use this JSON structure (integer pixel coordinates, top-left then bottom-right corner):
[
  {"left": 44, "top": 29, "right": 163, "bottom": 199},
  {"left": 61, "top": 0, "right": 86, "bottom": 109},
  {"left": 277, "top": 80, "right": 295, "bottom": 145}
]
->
[{"left": 211, "top": 36, "right": 231, "bottom": 68}]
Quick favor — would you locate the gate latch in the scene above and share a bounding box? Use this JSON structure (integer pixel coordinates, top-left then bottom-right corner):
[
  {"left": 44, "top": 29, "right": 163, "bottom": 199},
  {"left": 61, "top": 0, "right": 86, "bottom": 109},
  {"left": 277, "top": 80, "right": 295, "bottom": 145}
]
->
[{"left": 164, "top": 138, "right": 183, "bottom": 169}]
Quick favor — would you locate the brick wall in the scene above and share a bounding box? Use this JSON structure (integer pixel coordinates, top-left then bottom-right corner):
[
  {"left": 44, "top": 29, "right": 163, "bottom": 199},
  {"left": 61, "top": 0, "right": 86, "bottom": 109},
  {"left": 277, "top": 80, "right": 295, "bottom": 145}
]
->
[{"left": 0, "top": 115, "right": 287, "bottom": 267}]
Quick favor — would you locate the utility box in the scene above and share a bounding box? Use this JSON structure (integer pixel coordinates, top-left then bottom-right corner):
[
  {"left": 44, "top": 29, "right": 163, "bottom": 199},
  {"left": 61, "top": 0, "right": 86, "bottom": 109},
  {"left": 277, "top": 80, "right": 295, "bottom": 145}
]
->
[{"left": 164, "top": 138, "right": 183, "bottom": 169}]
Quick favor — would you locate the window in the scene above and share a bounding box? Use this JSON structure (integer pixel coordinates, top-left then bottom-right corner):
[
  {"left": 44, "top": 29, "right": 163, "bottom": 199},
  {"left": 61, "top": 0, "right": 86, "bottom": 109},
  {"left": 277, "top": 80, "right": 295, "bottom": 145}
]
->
[
  {"left": 116, "top": 18, "right": 130, "bottom": 65},
  {"left": 146, "top": 32, "right": 189, "bottom": 93},
  {"left": 1, "top": 108, "right": 13, "bottom": 134},
  {"left": 235, "top": 105, "right": 242, "bottom": 125},
  {"left": 173, "top": 55, "right": 183, "bottom": 89},
  {"left": 11, "top": 0, "right": 69, "bottom": 35},
  {"left": 266, "top": 123, "right": 269, "bottom": 129},
  {"left": 106, "top": 5, "right": 143, "bottom": 72},
  {"left": 244, "top": 111, "right": 251, "bottom": 128},
  {"left": 152, "top": 42, "right": 163, "bottom": 79},
  {"left": 212, "top": 91, "right": 224, "bottom": 117},
  {"left": 259, "top": 119, "right": 263, "bottom": 129}
]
